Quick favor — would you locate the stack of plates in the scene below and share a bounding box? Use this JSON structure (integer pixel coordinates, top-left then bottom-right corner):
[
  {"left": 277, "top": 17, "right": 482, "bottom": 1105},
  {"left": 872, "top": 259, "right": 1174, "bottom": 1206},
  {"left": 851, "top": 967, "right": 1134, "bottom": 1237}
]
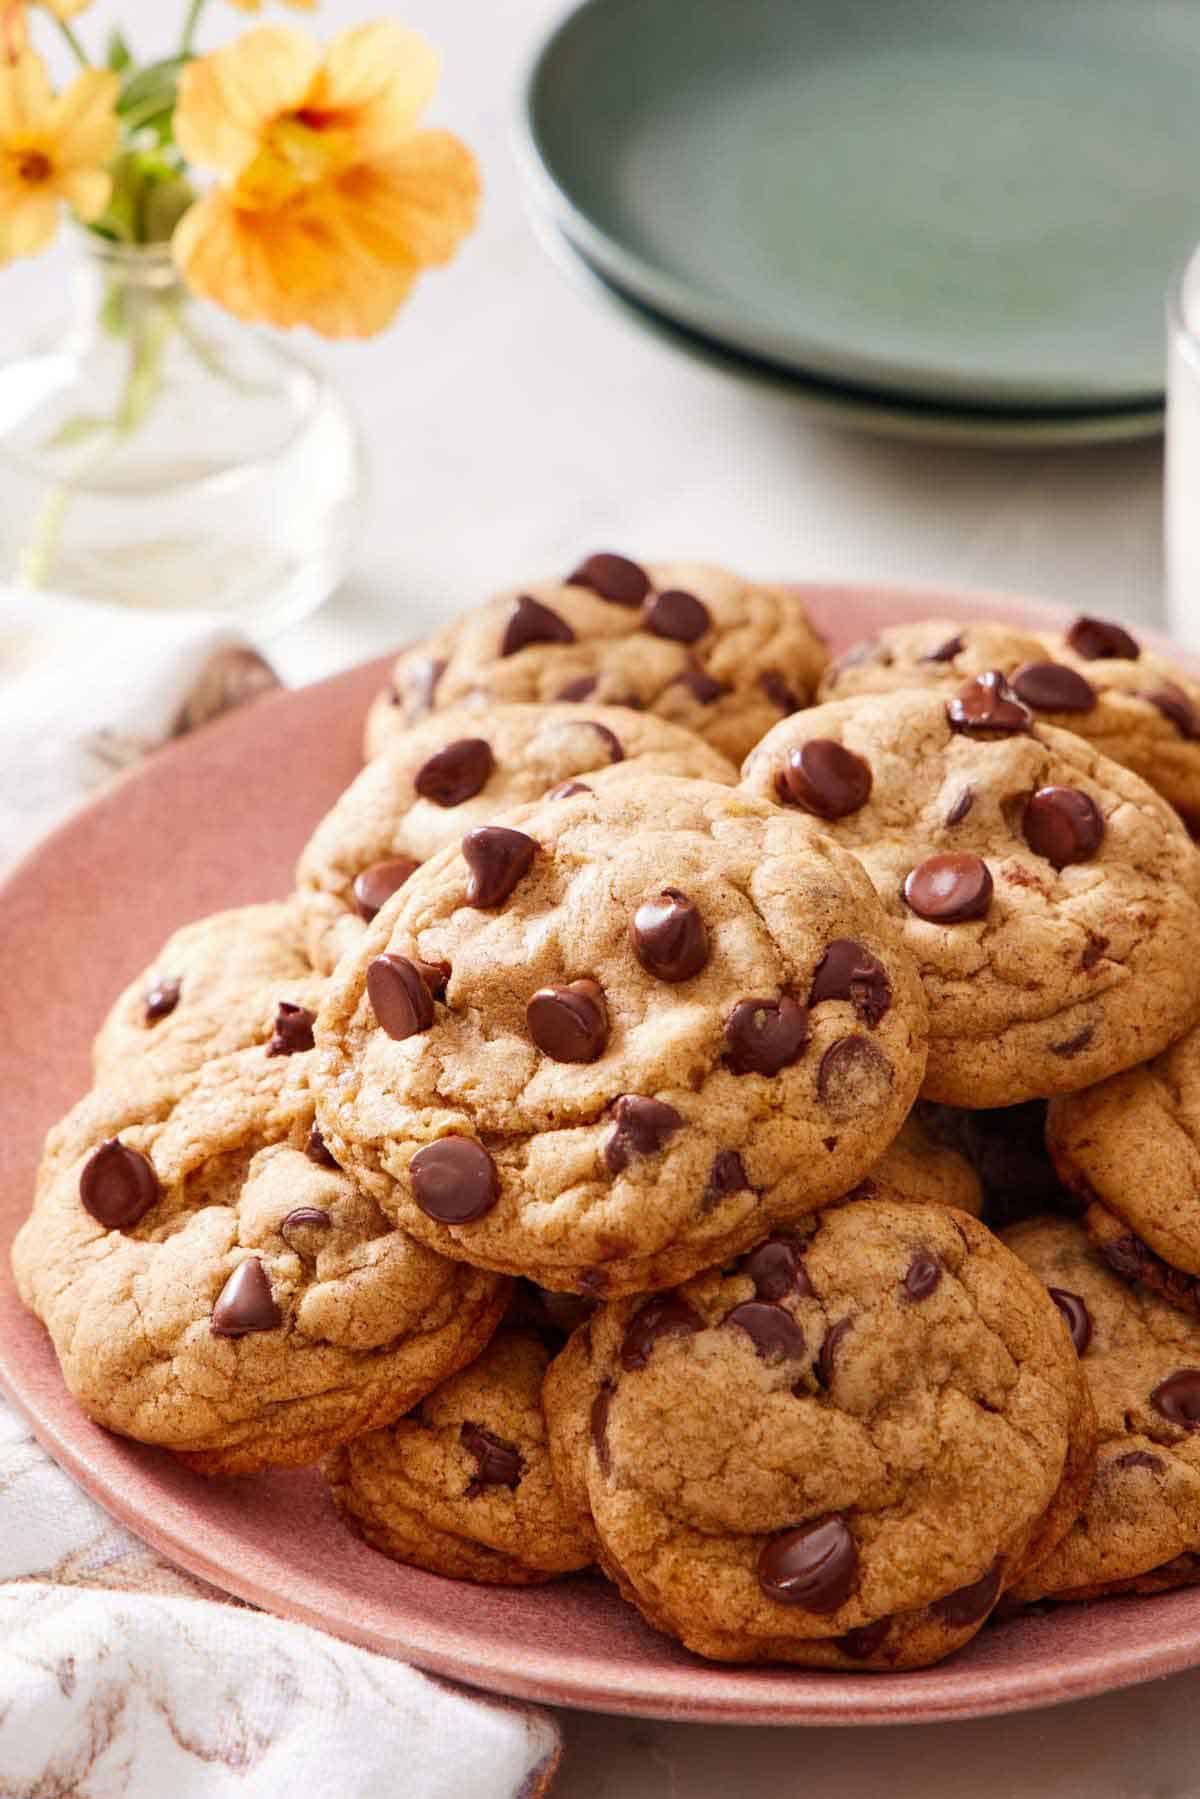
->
[{"left": 518, "top": 0, "right": 1200, "bottom": 446}]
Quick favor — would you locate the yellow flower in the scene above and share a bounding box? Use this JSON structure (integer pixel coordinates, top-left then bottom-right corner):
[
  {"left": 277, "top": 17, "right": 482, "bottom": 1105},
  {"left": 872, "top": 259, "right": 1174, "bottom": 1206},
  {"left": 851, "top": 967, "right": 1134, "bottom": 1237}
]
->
[
  {"left": 0, "top": 52, "right": 118, "bottom": 261},
  {"left": 173, "top": 22, "right": 479, "bottom": 338},
  {"left": 40, "top": 2, "right": 93, "bottom": 17}
]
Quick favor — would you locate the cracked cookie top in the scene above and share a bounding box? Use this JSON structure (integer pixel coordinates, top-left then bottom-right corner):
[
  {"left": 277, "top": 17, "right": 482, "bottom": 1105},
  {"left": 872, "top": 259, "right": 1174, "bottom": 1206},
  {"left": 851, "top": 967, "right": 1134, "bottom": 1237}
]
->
[
  {"left": 13, "top": 1044, "right": 508, "bottom": 1475},
  {"left": 373, "top": 557, "right": 829, "bottom": 764},
  {"left": 543, "top": 1199, "right": 1093, "bottom": 1668},
  {"left": 740, "top": 683, "right": 1200, "bottom": 1107},
  {"left": 313, "top": 776, "right": 928, "bottom": 1294},
  {"left": 297, "top": 702, "right": 736, "bottom": 975}
]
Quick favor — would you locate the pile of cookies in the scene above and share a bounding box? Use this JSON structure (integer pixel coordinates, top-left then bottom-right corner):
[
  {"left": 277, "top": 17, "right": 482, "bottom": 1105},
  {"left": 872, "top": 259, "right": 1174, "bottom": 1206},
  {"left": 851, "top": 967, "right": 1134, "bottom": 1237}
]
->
[{"left": 17, "top": 554, "right": 1200, "bottom": 1672}]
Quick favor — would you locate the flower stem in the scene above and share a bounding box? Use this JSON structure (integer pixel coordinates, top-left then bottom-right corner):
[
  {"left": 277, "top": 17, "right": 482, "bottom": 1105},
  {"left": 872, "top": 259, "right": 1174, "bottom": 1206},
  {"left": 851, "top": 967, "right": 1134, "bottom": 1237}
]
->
[
  {"left": 52, "top": 16, "right": 90, "bottom": 66},
  {"left": 180, "top": 0, "right": 209, "bottom": 54}
]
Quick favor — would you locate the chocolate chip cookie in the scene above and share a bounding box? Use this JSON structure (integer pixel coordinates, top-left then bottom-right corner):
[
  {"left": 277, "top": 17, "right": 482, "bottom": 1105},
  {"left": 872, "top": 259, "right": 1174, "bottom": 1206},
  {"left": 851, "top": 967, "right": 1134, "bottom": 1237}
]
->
[
  {"left": 740, "top": 682, "right": 1200, "bottom": 1107},
  {"left": 13, "top": 1046, "right": 508, "bottom": 1474},
  {"left": 1004, "top": 1214, "right": 1200, "bottom": 1604},
  {"left": 297, "top": 702, "right": 736, "bottom": 975},
  {"left": 542, "top": 1199, "right": 1094, "bottom": 1667},
  {"left": 865, "top": 1111, "right": 983, "bottom": 1217},
  {"left": 326, "top": 1326, "right": 594, "bottom": 1584},
  {"left": 373, "top": 557, "right": 829, "bottom": 764},
  {"left": 314, "top": 775, "right": 928, "bottom": 1294},
  {"left": 1047, "top": 1023, "right": 1200, "bottom": 1316},
  {"left": 819, "top": 614, "right": 1200, "bottom": 826},
  {"left": 92, "top": 903, "right": 324, "bottom": 1082}
]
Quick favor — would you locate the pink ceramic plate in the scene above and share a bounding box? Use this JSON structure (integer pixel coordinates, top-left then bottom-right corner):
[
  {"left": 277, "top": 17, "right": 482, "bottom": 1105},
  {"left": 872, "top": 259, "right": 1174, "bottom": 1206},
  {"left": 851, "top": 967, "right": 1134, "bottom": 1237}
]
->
[{"left": 4, "top": 582, "right": 1200, "bottom": 1726}]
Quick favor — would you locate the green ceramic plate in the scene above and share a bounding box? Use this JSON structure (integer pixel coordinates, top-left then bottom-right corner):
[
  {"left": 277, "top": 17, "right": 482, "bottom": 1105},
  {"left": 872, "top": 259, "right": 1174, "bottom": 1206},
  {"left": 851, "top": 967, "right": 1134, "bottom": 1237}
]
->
[
  {"left": 532, "top": 213, "right": 1163, "bottom": 448},
  {"left": 521, "top": 0, "right": 1200, "bottom": 409}
]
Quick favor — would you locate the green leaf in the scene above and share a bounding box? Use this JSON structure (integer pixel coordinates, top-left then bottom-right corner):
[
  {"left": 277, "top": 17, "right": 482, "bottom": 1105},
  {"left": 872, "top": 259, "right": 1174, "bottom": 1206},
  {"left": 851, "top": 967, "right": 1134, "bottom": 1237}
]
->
[
  {"left": 117, "top": 56, "right": 185, "bottom": 142},
  {"left": 106, "top": 29, "right": 133, "bottom": 74}
]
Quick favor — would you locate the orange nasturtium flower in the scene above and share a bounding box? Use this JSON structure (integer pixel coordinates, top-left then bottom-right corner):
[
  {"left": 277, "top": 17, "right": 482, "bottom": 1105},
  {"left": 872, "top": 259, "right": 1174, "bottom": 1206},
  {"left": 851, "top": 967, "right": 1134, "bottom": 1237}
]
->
[
  {"left": 173, "top": 22, "right": 479, "bottom": 338},
  {"left": 0, "top": 52, "right": 118, "bottom": 262}
]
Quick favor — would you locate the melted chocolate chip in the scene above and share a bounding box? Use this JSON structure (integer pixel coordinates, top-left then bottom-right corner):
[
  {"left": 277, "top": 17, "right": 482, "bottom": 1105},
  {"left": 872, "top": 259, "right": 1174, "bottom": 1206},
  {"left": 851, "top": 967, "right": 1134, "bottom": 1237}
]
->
[
  {"left": 922, "top": 633, "right": 964, "bottom": 663},
  {"left": 461, "top": 1421, "right": 523, "bottom": 1492},
  {"left": 742, "top": 1236, "right": 813, "bottom": 1302},
  {"left": 352, "top": 856, "right": 420, "bottom": 922},
  {"left": 568, "top": 552, "right": 650, "bottom": 606},
  {"left": 1142, "top": 683, "right": 1200, "bottom": 740},
  {"left": 1114, "top": 1449, "right": 1163, "bottom": 1473},
  {"left": 1151, "top": 1369, "right": 1200, "bottom": 1429},
  {"left": 79, "top": 1139, "right": 159, "bottom": 1230},
  {"left": 724, "top": 1300, "right": 806, "bottom": 1362},
  {"left": 1101, "top": 1232, "right": 1150, "bottom": 1282},
  {"left": 501, "top": 593, "right": 575, "bottom": 656},
  {"left": 280, "top": 1207, "right": 332, "bottom": 1252},
  {"left": 775, "top": 739, "right": 872, "bottom": 820},
  {"left": 527, "top": 979, "right": 609, "bottom": 1063},
  {"left": 590, "top": 1384, "right": 614, "bottom": 1475},
  {"left": 946, "top": 671, "right": 1032, "bottom": 736},
  {"left": 631, "top": 888, "right": 709, "bottom": 983},
  {"left": 930, "top": 1559, "right": 1003, "bottom": 1627},
  {"left": 144, "top": 977, "right": 180, "bottom": 1023},
  {"left": 558, "top": 675, "right": 598, "bottom": 702},
  {"left": 462, "top": 826, "right": 537, "bottom": 907},
  {"left": 549, "top": 780, "right": 592, "bottom": 800},
  {"left": 211, "top": 1258, "right": 282, "bottom": 1337},
  {"left": 643, "top": 588, "right": 710, "bottom": 643},
  {"left": 415, "top": 958, "right": 451, "bottom": 1002},
  {"left": 267, "top": 1002, "right": 315, "bottom": 1057},
  {"left": 837, "top": 1618, "right": 891, "bottom": 1660},
  {"left": 817, "top": 1319, "right": 851, "bottom": 1388},
  {"left": 903, "top": 1251, "right": 941, "bottom": 1301},
  {"left": 808, "top": 940, "right": 891, "bottom": 1026},
  {"left": 903, "top": 852, "right": 993, "bottom": 922},
  {"left": 305, "top": 1124, "right": 339, "bottom": 1169},
  {"left": 758, "top": 1518, "right": 858, "bottom": 1612},
  {"left": 1067, "top": 615, "right": 1139, "bottom": 661},
  {"left": 1048, "top": 1288, "right": 1092, "bottom": 1356},
  {"left": 1010, "top": 662, "right": 1097, "bottom": 714},
  {"left": 703, "top": 1149, "right": 750, "bottom": 1212},
  {"left": 1022, "top": 787, "right": 1105, "bottom": 868},
  {"left": 817, "top": 1036, "right": 894, "bottom": 1118},
  {"left": 944, "top": 787, "right": 974, "bottom": 826},
  {"left": 604, "top": 1096, "right": 683, "bottom": 1172},
  {"left": 724, "top": 996, "right": 810, "bottom": 1076},
  {"left": 620, "top": 1295, "right": 702, "bottom": 1370},
  {"left": 1050, "top": 1025, "right": 1094, "bottom": 1058},
  {"left": 760, "top": 670, "right": 800, "bottom": 714},
  {"left": 414, "top": 738, "right": 495, "bottom": 807},
  {"left": 672, "top": 668, "right": 726, "bottom": 705},
  {"left": 582, "top": 720, "right": 624, "bottom": 763},
  {"left": 1081, "top": 931, "right": 1109, "bottom": 971},
  {"left": 367, "top": 954, "right": 435, "bottom": 1040},
  {"left": 410, "top": 1137, "right": 499, "bottom": 1223}
]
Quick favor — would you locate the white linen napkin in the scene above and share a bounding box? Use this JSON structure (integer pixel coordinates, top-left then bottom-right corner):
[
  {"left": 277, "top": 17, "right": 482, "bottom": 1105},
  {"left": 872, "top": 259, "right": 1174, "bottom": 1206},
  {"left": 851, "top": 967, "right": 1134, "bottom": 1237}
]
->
[{"left": 0, "top": 590, "right": 561, "bottom": 1799}]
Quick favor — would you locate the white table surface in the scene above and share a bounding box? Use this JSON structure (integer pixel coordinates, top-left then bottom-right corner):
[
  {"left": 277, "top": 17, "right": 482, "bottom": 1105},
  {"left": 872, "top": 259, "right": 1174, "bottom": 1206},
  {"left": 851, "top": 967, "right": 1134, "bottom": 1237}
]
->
[{"left": 4, "top": 0, "right": 1193, "bottom": 1792}]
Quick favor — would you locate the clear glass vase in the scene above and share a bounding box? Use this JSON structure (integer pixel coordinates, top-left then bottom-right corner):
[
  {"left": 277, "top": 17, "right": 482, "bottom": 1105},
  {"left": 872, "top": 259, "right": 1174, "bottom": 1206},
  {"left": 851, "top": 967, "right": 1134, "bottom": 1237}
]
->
[{"left": 0, "top": 233, "right": 364, "bottom": 636}]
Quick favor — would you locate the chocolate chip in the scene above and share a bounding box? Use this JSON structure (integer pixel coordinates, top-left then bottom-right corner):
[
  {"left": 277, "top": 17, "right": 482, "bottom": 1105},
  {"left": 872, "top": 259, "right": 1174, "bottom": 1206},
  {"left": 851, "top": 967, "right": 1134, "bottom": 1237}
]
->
[
  {"left": 944, "top": 787, "right": 974, "bottom": 826},
  {"left": 724, "top": 1301, "right": 806, "bottom": 1362},
  {"left": 590, "top": 1384, "right": 614, "bottom": 1474},
  {"left": 760, "top": 670, "right": 800, "bottom": 714},
  {"left": 462, "top": 826, "right": 537, "bottom": 907},
  {"left": 643, "top": 588, "right": 710, "bottom": 643},
  {"left": 922, "top": 633, "right": 964, "bottom": 663},
  {"left": 758, "top": 1517, "right": 858, "bottom": 1612},
  {"left": 415, "top": 958, "right": 451, "bottom": 1002},
  {"left": 550, "top": 780, "right": 592, "bottom": 800},
  {"left": 267, "top": 1002, "right": 315, "bottom": 1057},
  {"left": 672, "top": 668, "right": 726, "bottom": 705},
  {"left": 501, "top": 593, "right": 575, "bottom": 656},
  {"left": 631, "top": 888, "right": 709, "bottom": 983},
  {"left": 930, "top": 1559, "right": 1003, "bottom": 1627},
  {"left": 305, "top": 1125, "right": 339, "bottom": 1169},
  {"left": 568, "top": 552, "right": 650, "bottom": 606},
  {"left": 604, "top": 1096, "right": 683, "bottom": 1172},
  {"left": 461, "top": 1421, "right": 522, "bottom": 1492},
  {"left": 414, "top": 738, "right": 494, "bottom": 807},
  {"left": 211, "top": 1258, "right": 282, "bottom": 1337},
  {"left": 703, "top": 1150, "right": 750, "bottom": 1212},
  {"left": 1114, "top": 1449, "right": 1163, "bottom": 1472},
  {"left": 409, "top": 656, "right": 446, "bottom": 715},
  {"left": 724, "top": 996, "right": 810, "bottom": 1076},
  {"left": 527, "top": 979, "right": 609, "bottom": 1062},
  {"left": 817, "top": 1036, "right": 894, "bottom": 1118},
  {"left": 817, "top": 1319, "right": 851, "bottom": 1388},
  {"left": 79, "top": 1139, "right": 159, "bottom": 1230},
  {"left": 144, "top": 977, "right": 180, "bottom": 1023},
  {"left": 1067, "top": 615, "right": 1139, "bottom": 661},
  {"left": 775, "top": 739, "right": 872, "bottom": 820},
  {"left": 743, "top": 1236, "right": 814, "bottom": 1302},
  {"left": 1048, "top": 1288, "right": 1092, "bottom": 1356},
  {"left": 1101, "top": 1232, "right": 1150, "bottom": 1282},
  {"left": 1022, "top": 787, "right": 1105, "bottom": 869},
  {"left": 809, "top": 940, "right": 891, "bottom": 1026},
  {"left": 352, "top": 856, "right": 420, "bottom": 922},
  {"left": 280, "top": 1207, "right": 332, "bottom": 1253},
  {"left": 1152, "top": 1369, "right": 1200, "bottom": 1429},
  {"left": 837, "top": 1618, "right": 890, "bottom": 1660},
  {"left": 903, "top": 1251, "right": 941, "bottom": 1301},
  {"left": 620, "top": 1295, "right": 703, "bottom": 1370},
  {"left": 583, "top": 721, "right": 624, "bottom": 763},
  {"left": 1081, "top": 932, "right": 1109, "bottom": 971},
  {"left": 558, "top": 675, "right": 598, "bottom": 702},
  {"left": 367, "top": 954, "right": 434, "bottom": 1040},
  {"left": 946, "top": 671, "right": 1032, "bottom": 736},
  {"left": 903, "top": 852, "right": 993, "bottom": 922},
  {"left": 1142, "top": 683, "right": 1200, "bottom": 739},
  {"left": 1050, "top": 1025, "right": 1093, "bottom": 1059},
  {"left": 1010, "top": 662, "right": 1097, "bottom": 714},
  {"left": 410, "top": 1137, "right": 499, "bottom": 1223}
]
